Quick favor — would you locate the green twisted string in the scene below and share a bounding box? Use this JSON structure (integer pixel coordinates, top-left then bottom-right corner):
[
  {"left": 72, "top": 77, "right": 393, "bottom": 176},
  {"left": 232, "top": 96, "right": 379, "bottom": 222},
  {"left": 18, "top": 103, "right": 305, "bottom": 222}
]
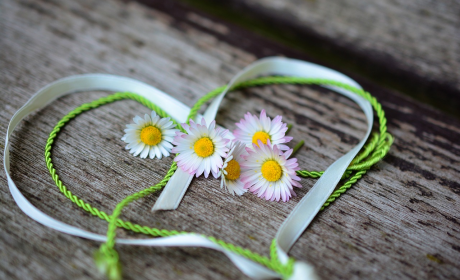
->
[{"left": 45, "top": 77, "right": 392, "bottom": 280}]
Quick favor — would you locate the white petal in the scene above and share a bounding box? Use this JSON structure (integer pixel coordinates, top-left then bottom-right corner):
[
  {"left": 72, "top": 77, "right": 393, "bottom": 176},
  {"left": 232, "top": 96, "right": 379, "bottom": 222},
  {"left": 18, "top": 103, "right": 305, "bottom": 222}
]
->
[
  {"left": 132, "top": 143, "right": 145, "bottom": 156},
  {"left": 196, "top": 162, "right": 206, "bottom": 177},
  {"left": 158, "top": 145, "right": 170, "bottom": 157},
  {"left": 158, "top": 118, "right": 171, "bottom": 128},
  {"left": 144, "top": 113, "right": 152, "bottom": 123},
  {"left": 139, "top": 145, "right": 150, "bottom": 158},
  {"left": 163, "top": 129, "right": 178, "bottom": 136},
  {"left": 149, "top": 147, "right": 156, "bottom": 159},
  {"left": 161, "top": 141, "right": 174, "bottom": 150},
  {"left": 154, "top": 146, "right": 162, "bottom": 159},
  {"left": 133, "top": 115, "right": 144, "bottom": 124},
  {"left": 151, "top": 115, "right": 160, "bottom": 126},
  {"left": 162, "top": 136, "right": 174, "bottom": 143}
]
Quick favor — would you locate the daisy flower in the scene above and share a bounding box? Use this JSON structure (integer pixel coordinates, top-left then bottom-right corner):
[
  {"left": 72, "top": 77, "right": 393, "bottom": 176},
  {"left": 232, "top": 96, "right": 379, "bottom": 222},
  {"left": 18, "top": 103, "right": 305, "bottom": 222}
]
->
[
  {"left": 240, "top": 140, "right": 301, "bottom": 202},
  {"left": 218, "top": 142, "right": 248, "bottom": 196},
  {"left": 233, "top": 109, "right": 292, "bottom": 151},
  {"left": 122, "top": 111, "right": 178, "bottom": 159},
  {"left": 172, "top": 118, "right": 230, "bottom": 178}
]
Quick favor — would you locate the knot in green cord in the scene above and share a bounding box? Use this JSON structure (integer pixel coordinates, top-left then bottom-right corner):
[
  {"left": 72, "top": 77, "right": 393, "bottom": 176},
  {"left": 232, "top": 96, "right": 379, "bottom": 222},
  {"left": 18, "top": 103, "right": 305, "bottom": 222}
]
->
[
  {"left": 94, "top": 244, "right": 122, "bottom": 280},
  {"left": 280, "top": 258, "right": 296, "bottom": 279},
  {"left": 269, "top": 239, "right": 295, "bottom": 278}
]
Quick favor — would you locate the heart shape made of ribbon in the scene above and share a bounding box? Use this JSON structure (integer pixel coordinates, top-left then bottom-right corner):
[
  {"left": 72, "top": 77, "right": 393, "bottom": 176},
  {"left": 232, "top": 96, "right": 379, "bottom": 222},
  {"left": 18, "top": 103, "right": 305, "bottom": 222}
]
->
[{"left": 4, "top": 57, "right": 392, "bottom": 280}]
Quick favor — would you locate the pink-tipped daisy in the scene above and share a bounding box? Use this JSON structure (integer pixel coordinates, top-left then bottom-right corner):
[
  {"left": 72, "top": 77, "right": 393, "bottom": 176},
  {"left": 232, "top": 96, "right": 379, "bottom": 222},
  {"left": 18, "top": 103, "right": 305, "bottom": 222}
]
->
[
  {"left": 233, "top": 109, "right": 292, "bottom": 150},
  {"left": 240, "top": 140, "right": 301, "bottom": 202},
  {"left": 172, "top": 118, "right": 230, "bottom": 178},
  {"left": 218, "top": 142, "right": 248, "bottom": 196},
  {"left": 122, "top": 111, "right": 178, "bottom": 159}
]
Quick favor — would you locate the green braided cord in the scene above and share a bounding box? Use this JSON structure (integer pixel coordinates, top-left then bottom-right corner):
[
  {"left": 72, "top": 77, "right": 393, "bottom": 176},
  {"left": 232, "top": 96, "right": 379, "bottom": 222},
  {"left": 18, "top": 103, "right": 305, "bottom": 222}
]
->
[
  {"left": 296, "top": 132, "right": 393, "bottom": 209},
  {"left": 350, "top": 133, "right": 380, "bottom": 165},
  {"left": 44, "top": 92, "right": 285, "bottom": 278},
  {"left": 45, "top": 77, "right": 392, "bottom": 279},
  {"left": 270, "top": 239, "right": 295, "bottom": 278},
  {"left": 297, "top": 170, "right": 353, "bottom": 179},
  {"left": 295, "top": 133, "right": 380, "bottom": 178},
  {"left": 231, "top": 76, "right": 394, "bottom": 211}
]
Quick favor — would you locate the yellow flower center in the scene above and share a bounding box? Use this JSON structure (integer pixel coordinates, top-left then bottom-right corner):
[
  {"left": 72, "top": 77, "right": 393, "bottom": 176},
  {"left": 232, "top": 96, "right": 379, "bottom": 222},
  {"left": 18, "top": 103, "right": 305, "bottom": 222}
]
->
[
  {"left": 194, "top": 137, "right": 214, "bottom": 158},
  {"left": 224, "top": 159, "right": 241, "bottom": 180},
  {"left": 140, "top": 126, "right": 162, "bottom": 146},
  {"left": 252, "top": 131, "right": 270, "bottom": 146},
  {"left": 261, "top": 160, "right": 282, "bottom": 182}
]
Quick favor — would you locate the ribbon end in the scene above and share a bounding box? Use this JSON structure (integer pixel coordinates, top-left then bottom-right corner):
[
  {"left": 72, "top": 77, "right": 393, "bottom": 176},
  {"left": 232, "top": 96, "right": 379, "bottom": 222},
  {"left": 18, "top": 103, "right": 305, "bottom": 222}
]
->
[
  {"left": 288, "top": 261, "right": 319, "bottom": 280},
  {"left": 151, "top": 169, "right": 194, "bottom": 212},
  {"left": 151, "top": 203, "right": 178, "bottom": 212}
]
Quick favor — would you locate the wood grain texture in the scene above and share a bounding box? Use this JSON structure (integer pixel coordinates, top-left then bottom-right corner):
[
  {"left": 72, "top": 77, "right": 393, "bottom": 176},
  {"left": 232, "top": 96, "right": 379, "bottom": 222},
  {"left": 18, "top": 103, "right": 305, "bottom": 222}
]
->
[
  {"left": 235, "top": 0, "right": 460, "bottom": 88},
  {"left": 177, "top": 0, "right": 460, "bottom": 117},
  {"left": 0, "top": 0, "right": 459, "bottom": 280}
]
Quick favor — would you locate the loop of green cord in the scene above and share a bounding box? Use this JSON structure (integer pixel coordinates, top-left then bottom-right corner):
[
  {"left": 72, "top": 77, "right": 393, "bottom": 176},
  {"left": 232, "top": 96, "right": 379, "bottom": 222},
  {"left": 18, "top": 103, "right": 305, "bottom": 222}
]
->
[{"left": 44, "top": 77, "right": 393, "bottom": 280}]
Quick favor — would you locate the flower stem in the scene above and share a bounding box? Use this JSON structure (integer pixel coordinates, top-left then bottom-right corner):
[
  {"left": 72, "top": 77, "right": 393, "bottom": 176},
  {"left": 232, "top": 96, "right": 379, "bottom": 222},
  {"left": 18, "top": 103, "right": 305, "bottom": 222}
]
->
[
  {"left": 286, "top": 124, "right": 293, "bottom": 134},
  {"left": 292, "top": 140, "right": 304, "bottom": 155}
]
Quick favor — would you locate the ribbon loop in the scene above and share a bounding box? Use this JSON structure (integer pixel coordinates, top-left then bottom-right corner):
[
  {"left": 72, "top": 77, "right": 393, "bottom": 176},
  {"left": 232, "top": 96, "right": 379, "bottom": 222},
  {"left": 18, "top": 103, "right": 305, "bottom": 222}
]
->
[{"left": 152, "top": 57, "right": 367, "bottom": 212}]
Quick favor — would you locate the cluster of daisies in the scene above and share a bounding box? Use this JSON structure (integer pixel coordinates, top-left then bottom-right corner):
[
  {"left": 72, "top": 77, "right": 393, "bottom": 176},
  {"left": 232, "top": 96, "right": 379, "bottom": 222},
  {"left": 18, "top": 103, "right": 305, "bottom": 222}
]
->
[{"left": 122, "top": 110, "right": 301, "bottom": 202}]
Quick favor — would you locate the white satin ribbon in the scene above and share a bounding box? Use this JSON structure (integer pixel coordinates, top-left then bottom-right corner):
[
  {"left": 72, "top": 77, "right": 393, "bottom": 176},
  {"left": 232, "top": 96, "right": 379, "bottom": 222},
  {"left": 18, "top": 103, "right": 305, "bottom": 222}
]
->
[
  {"left": 4, "top": 57, "right": 373, "bottom": 279},
  {"left": 3, "top": 73, "right": 283, "bottom": 279},
  {"left": 153, "top": 57, "right": 369, "bottom": 213},
  {"left": 152, "top": 57, "right": 372, "bottom": 268}
]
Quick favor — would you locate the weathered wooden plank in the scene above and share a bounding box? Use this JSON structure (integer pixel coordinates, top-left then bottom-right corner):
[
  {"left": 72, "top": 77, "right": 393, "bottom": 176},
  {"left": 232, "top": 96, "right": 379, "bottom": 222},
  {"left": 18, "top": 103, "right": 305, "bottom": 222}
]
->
[
  {"left": 0, "top": 0, "right": 459, "bottom": 280},
  {"left": 173, "top": 0, "right": 460, "bottom": 118},
  {"left": 238, "top": 0, "right": 460, "bottom": 86}
]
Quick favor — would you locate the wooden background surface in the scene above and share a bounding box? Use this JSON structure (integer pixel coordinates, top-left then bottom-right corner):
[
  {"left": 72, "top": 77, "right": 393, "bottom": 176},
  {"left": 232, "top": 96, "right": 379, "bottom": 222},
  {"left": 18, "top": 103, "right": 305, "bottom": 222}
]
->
[
  {"left": 177, "top": 0, "right": 460, "bottom": 117},
  {"left": 1, "top": 0, "right": 459, "bottom": 279}
]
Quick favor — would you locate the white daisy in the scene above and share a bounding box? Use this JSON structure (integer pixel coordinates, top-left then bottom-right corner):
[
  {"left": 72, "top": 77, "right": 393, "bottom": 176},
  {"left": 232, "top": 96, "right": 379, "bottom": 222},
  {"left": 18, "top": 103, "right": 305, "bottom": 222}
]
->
[
  {"left": 233, "top": 109, "right": 292, "bottom": 150},
  {"left": 218, "top": 142, "right": 248, "bottom": 196},
  {"left": 172, "top": 118, "right": 230, "bottom": 178},
  {"left": 240, "top": 140, "right": 301, "bottom": 202},
  {"left": 122, "top": 111, "right": 178, "bottom": 159}
]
